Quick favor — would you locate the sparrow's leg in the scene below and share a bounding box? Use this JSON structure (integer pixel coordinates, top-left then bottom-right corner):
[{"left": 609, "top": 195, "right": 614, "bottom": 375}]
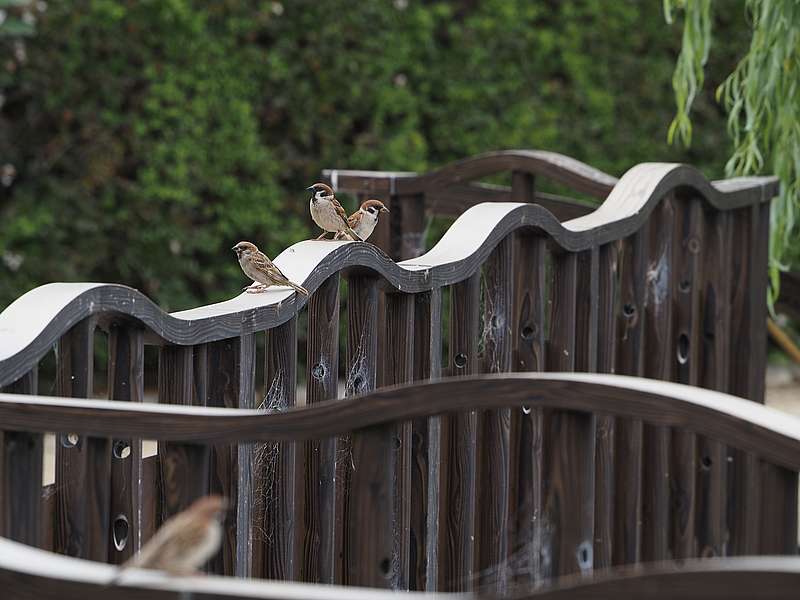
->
[
  {"left": 316, "top": 232, "right": 331, "bottom": 240},
  {"left": 245, "top": 284, "right": 267, "bottom": 293}
]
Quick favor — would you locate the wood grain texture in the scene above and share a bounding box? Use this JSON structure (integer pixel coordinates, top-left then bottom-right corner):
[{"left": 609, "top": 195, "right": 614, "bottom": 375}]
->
[
  {"left": 439, "top": 273, "right": 480, "bottom": 591},
  {"left": 382, "top": 293, "right": 414, "bottom": 589},
  {"left": 256, "top": 318, "right": 299, "bottom": 581},
  {"left": 0, "top": 161, "right": 778, "bottom": 389},
  {"left": 411, "top": 288, "right": 442, "bottom": 591},
  {"left": 0, "top": 369, "right": 41, "bottom": 546},
  {"left": 338, "top": 275, "right": 379, "bottom": 584},
  {"left": 303, "top": 274, "right": 340, "bottom": 583},
  {"left": 758, "top": 462, "right": 798, "bottom": 555},
  {"left": 641, "top": 200, "right": 674, "bottom": 562},
  {"left": 54, "top": 319, "right": 112, "bottom": 562},
  {"left": 107, "top": 323, "right": 144, "bottom": 564},
  {"left": 476, "top": 236, "right": 513, "bottom": 593},
  {"left": 593, "top": 243, "right": 618, "bottom": 569},
  {"left": 544, "top": 252, "right": 595, "bottom": 578},
  {"left": 612, "top": 231, "right": 647, "bottom": 566}
]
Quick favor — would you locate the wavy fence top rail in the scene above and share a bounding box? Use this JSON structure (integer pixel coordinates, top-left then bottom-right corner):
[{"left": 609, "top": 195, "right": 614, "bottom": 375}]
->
[{"left": 0, "top": 161, "right": 778, "bottom": 387}]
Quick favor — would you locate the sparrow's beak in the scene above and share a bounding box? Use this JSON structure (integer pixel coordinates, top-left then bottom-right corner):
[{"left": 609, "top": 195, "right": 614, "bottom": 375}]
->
[
  {"left": 231, "top": 246, "right": 237, "bottom": 251},
  {"left": 306, "top": 186, "right": 316, "bottom": 192},
  {"left": 380, "top": 206, "right": 390, "bottom": 213}
]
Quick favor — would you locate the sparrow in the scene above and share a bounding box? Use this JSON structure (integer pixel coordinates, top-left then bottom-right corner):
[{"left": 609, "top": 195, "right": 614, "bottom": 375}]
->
[
  {"left": 307, "top": 182, "right": 363, "bottom": 241},
  {"left": 113, "top": 495, "right": 227, "bottom": 580},
  {"left": 334, "top": 199, "right": 390, "bottom": 242},
  {"left": 232, "top": 241, "right": 308, "bottom": 295}
]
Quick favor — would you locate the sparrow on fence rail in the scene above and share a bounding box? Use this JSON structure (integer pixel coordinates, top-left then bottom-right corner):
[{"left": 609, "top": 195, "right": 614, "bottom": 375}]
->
[
  {"left": 232, "top": 241, "right": 308, "bottom": 295},
  {"left": 334, "top": 199, "right": 389, "bottom": 242},
  {"left": 113, "top": 495, "right": 227, "bottom": 581},
  {"left": 307, "top": 182, "right": 363, "bottom": 241}
]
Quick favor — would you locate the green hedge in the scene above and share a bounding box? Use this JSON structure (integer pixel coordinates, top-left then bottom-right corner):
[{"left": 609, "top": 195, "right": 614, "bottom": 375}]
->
[{"left": 0, "top": 0, "right": 750, "bottom": 310}]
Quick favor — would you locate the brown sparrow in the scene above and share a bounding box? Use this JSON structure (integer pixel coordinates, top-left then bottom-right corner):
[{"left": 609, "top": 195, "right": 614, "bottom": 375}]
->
[
  {"left": 114, "top": 495, "right": 227, "bottom": 580},
  {"left": 232, "top": 241, "right": 308, "bottom": 295},
  {"left": 307, "top": 182, "right": 362, "bottom": 241},
  {"left": 334, "top": 199, "right": 389, "bottom": 242}
]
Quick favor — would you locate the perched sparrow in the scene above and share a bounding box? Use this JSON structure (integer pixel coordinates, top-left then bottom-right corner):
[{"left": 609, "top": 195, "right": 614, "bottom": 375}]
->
[
  {"left": 334, "top": 199, "right": 389, "bottom": 242},
  {"left": 114, "top": 495, "right": 227, "bottom": 580},
  {"left": 307, "top": 182, "right": 362, "bottom": 241},
  {"left": 232, "top": 241, "right": 308, "bottom": 295}
]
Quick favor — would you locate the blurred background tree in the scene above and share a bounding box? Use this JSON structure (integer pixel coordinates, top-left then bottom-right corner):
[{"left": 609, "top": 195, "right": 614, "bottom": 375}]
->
[
  {"left": 666, "top": 0, "right": 800, "bottom": 305},
  {"left": 0, "top": 0, "right": 754, "bottom": 311}
]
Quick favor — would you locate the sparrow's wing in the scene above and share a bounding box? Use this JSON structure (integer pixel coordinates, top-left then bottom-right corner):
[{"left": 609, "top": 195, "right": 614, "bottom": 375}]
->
[
  {"left": 331, "top": 197, "right": 351, "bottom": 227},
  {"left": 347, "top": 211, "right": 361, "bottom": 229},
  {"left": 252, "top": 251, "right": 292, "bottom": 284}
]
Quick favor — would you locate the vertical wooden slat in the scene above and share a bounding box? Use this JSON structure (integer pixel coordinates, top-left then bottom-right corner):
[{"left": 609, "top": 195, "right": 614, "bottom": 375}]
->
[
  {"left": 107, "top": 323, "right": 144, "bottom": 563},
  {"left": 338, "top": 275, "right": 379, "bottom": 584},
  {"left": 347, "top": 424, "right": 396, "bottom": 587},
  {"left": 613, "top": 230, "right": 647, "bottom": 566},
  {"left": 728, "top": 204, "right": 768, "bottom": 555},
  {"left": 544, "top": 251, "right": 594, "bottom": 577},
  {"left": 256, "top": 318, "right": 299, "bottom": 581},
  {"left": 0, "top": 369, "right": 43, "bottom": 546},
  {"left": 670, "top": 197, "right": 703, "bottom": 559},
  {"left": 508, "top": 232, "right": 546, "bottom": 586},
  {"left": 304, "top": 273, "right": 340, "bottom": 583},
  {"left": 397, "top": 193, "right": 426, "bottom": 261},
  {"left": 383, "top": 292, "right": 414, "bottom": 589},
  {"left": 205, "top": 335, "right": 256, "bottom": 577},
  {"left": 411, "top": 288, "right": 442, "bottom": 591},
  {"left": 641, "top": 200, "right": 673, "bottom": 563},
  {"left": 697, "top": 210, "right": 732, "bottom": 558},
  {"left": 437, "top": 273, "right": 480, "bottom": 592},
  {"left": 758, "top": 462, "right": 798, "bottom": 555},
  {"left": 594, "top": 243, "right": 619, "bottom": 569},
  {"left": 477, "top": 237, "right": 513, "bottom": 593},
  {"left": 54, "top": 319, "right": 111, "bottom": 561}
]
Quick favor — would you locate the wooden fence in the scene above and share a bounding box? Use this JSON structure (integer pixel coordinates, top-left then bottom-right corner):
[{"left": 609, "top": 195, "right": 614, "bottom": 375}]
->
[
  {"left": 0, "top": 151, "right": 782, "bottom": 593},
  {"left": 0, "top": 374, "right": 799, "bottom": 597}
]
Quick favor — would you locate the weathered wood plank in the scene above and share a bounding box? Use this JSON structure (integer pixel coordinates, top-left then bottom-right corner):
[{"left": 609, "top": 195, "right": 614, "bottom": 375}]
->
[
  {"left": 758, "top": 462, "right": 798, "bottom": 555},
  {"left": 508, "top": 230, "right": 546, "bottom": 586},
  {"left": 337, "top": 275, "right": 379, "bottom": 584},
  {"left": 641, "top": 200, "right": 674, "bottom": 563},
  {"left": 438, "top": 273, "right": 480, "bottom": 591},
  {"left": 477, "top": 236, "right": 513, "bottom": 593},
  {"left": 383, "top": 293, "right": 414, "bottom": 589},
  {"left": 397, "top": 193, "right": 426, "bottom": 261},
  {"left": 54, "top": 319, "right": 111, "bottom": 561},
  {"left": 255, "top": 318, "right": 298, "bottom": 580},
  {"left": 107, "top": 323, "right": 144, "bottom": 564},
  {"left": 0, "top": 369, "right": 42, "bottom": 546},
  {"left": 411, "top": 288, "right": 442, "bottom": 592},
  {"left": 696, "top": 210, "right": 732, "bottom": 558},
  {"left": 543, "top": 251, "right": 594, "bottom": 578},
  {"left": 613, "top": 230, "right": 647, "bottom": 566},
  {"left": 303, "top": 274, "right": 340, "bottom": 584},
  {"left": 593, "top": 243, "right": 618, "bottom": 569}
]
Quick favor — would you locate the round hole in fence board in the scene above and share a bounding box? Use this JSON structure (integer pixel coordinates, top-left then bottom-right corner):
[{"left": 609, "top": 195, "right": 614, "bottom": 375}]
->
[
  {"left": 701, "top": 455, "right": 713, "bottom": 470},
  {"left": 113, "top": 440, "right": 131, "bottom": 460},
  {"left": 521, "top": 325, "right": 535, "bottom": 340},
  {"left": 60, "top": 433, "right": 79, "bottom": 448},
  {"left": 311, "top": 363, "right": 326, "bottom": 380},
  {"left": 522, "top": 405, "right": 532, "bottom": 415},
  {"left": 576, "top": 541, "right": 593, "bottom": 571},
  {"left": 454, "top": 353, "right": 468, "bottom": 368},
  {"left": 113, "top": 514, "right": 129, "bottom": 551},
  {"left": 688, "top": 237, "right": 701, "bottom": 254},
  {"left": 379, "top": 557, "right": 391, "bottom": 577},
  {"left": 679, "top": 279, "right": 691, "bottom": 293},
  {"left": 677, "top": 333, "right": 690, "bottom": 364},
  {"left": 393, "top": 437, "right": 402, "bottom": 450},
  {"left": 622, "top": 303, "right": 636, "bottom": 318}
]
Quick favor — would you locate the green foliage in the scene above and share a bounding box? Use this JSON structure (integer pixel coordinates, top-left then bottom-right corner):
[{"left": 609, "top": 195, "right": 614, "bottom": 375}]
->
[
  {"left": 666, "top": 0, "right": 800, "bottom": 299},
  {"left": 0, "top": 1, "right": 751, "bottom": 310}
]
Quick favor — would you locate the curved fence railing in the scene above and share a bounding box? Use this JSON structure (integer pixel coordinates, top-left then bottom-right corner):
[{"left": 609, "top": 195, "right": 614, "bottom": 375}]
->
[
  {"left": 0, "top": 374, "right": 798, "bottom": 593},
  {"left": 0, "top": 152, "right": 781, "bottom": 592}
]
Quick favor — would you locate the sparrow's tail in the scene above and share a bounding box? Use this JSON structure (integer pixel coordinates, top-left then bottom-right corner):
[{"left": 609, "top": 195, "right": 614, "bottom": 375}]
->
[{"left": 287, "top": 280, "right": 309, "bottom": 296}]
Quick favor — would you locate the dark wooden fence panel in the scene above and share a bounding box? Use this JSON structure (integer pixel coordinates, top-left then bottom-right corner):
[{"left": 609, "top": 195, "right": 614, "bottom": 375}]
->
[
  {"left": 0, "top": 369, "right": 42, "bottom": 546},
  {"left": 107, "top": 323, "right": 144, "bottom": 564}
]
